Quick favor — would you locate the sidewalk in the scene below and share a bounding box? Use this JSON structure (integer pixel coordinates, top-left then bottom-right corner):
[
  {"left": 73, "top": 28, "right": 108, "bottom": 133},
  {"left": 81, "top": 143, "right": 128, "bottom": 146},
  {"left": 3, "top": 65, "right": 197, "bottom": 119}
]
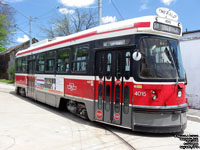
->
[{"left": 187, "top": 108, "right": 200, "bottom": 122}]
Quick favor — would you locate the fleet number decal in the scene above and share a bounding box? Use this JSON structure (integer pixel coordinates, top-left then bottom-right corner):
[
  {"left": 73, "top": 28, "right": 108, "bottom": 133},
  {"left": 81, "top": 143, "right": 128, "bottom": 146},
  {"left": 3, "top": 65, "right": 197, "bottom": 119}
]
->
[{"left": 134, "top": 91, "right": 146, "bottom": 97}]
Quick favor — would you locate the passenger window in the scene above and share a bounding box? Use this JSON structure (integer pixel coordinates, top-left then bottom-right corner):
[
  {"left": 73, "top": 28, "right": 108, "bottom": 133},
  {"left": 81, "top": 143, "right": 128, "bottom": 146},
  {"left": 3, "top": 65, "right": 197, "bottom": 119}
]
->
[
  {"left": 72, "top": 45, "right": 89, "bottom": 72},
  {"left": 28, "top": 61, "right": 33, "bottom": 73},
  {"left": 16, "top": 58, "right": 22, "bottom": 72},
  {"left": 57, "top": 48, "right": 70, "bottom": 72},
  {"left": 22, "top": 57, "right": 27, "bottom": 72},
  {"left": 46, "top": 51, "right": 56, "bottom": 72},
  {"left": 36, "top": 53, "right": 45, "bottom": 72}
]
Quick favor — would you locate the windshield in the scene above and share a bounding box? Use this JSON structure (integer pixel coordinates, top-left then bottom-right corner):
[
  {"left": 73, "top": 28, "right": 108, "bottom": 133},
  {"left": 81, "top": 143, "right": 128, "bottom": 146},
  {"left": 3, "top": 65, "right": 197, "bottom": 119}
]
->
[{"left": 139, "top": 37, "right": 185, "bottom": 79}]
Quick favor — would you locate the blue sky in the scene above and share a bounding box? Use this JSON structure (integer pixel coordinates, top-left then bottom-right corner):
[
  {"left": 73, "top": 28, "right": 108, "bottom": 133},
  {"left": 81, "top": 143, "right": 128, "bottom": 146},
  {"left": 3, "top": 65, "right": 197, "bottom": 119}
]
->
[{"left": 2, "top": 0, "right": 200, "bottom": 45}]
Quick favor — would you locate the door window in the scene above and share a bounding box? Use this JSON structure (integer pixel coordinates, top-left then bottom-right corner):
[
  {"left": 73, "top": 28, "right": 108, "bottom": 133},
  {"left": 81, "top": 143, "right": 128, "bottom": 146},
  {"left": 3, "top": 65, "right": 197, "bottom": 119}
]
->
[
  {"left": 106, "top": 53, "right": 112, "bottom": 79},
  {"left": 105, "top": 85, "right": 111, "bottom": 111},
  {"left": 125, "top": 52, "right": 131, "bottom": 71},
  {"left": 116, "top": 52, "right": 122, "bottom": 79},
  {"left": 98, "top": 84, "right": 103, "bottom": 109},
  {"left": 123, "top": 85, "right": 129, "bottom": 114},
  {"left": 115, "top": 85, "right": 120, "bottom": 113}
]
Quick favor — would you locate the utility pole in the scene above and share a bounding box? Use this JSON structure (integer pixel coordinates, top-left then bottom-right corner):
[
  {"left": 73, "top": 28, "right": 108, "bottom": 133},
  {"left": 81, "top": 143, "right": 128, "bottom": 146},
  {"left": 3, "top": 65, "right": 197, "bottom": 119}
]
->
[
  {"left": 29, "top": 16, "right": 32, "bottom": 47},
  {"left": 98, "top": 0, "right": 102, "bottom": 25}
]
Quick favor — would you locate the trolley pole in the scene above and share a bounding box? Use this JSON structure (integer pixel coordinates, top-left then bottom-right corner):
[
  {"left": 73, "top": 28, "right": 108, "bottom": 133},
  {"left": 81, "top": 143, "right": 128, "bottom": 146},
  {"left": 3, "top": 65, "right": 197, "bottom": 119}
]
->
[{"left": 98, "top": 0, "right": 102, "bottom": 25}]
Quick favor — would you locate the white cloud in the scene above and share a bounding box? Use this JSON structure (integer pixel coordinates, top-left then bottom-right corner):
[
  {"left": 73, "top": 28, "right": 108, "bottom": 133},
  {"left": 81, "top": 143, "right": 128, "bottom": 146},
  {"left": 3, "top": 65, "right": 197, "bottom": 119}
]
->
[
  {"left": 59, "top": 8, "right": 74, "bottom": 15},
  {"left": 161, "top": 0, "right": 176, "bottom": 5},
  {"left": 58, "top": 0, "right": 95, "bottom": 8},
  {"left": 140, "top": 3, "right": 148, "bottom": 11},
  {"left": 139, "top": 0, "right": 149, "bottom": 11},
  {"left": 102, "top": 16, "right": 117, "bottom": 24},
  {"left": 17, "top": 35, "right": 29, "bottom": 43}
]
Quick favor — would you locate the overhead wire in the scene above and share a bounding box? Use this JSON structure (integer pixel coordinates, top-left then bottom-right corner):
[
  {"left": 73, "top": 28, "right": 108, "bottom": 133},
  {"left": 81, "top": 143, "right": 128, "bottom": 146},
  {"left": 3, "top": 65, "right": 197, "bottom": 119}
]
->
[
  {"left": 36, "top": 6, "right": 58, "bottom": 19},
  {"left": 14, "top": 7, "right": 58, "bottom": 40},
  {"left": 110, "top": 0, "right": 124, "bottom": 20}
]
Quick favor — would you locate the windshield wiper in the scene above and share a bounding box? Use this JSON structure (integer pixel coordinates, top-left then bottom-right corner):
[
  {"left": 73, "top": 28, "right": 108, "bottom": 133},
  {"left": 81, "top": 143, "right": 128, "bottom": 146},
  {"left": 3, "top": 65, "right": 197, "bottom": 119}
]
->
[{"left": 165, "top": 47, "right": 179, "bottom": 86}]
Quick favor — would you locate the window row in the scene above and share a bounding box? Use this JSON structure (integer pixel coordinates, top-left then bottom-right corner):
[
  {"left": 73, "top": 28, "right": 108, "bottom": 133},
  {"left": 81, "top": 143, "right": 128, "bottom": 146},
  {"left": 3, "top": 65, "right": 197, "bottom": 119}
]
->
[{"left": 16, "top": 45, "right": 89, "bottom": 73}]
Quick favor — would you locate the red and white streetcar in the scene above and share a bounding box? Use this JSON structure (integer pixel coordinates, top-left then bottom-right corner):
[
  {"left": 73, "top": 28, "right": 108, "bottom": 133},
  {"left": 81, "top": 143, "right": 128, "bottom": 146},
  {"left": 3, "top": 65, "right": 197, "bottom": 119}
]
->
[{"left": 15, "top": 8, "right": 187, "bottom": 133}]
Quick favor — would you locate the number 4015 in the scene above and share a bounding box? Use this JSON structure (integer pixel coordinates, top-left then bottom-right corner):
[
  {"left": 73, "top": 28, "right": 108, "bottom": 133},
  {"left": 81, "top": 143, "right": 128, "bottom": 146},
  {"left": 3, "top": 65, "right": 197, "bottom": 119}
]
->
[{"left": 134, "top": 91, "right": 146, "bottom": 97}]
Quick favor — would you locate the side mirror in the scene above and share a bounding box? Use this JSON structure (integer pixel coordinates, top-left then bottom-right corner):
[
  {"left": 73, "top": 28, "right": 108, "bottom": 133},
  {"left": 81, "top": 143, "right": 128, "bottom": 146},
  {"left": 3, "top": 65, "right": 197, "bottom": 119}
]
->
[
  {"left": 132, "top": 50, "right": 141, "bottom": 61},
  {"left": 185, "top": 73, "right": 187, "bottom": 85}
]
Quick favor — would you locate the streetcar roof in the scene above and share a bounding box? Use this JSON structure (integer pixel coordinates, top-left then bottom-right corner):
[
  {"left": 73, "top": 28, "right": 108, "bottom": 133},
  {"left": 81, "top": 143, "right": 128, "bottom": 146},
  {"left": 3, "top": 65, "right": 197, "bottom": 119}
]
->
[{"left": 16, "top": 15, "right": 182, "bottom": 57}]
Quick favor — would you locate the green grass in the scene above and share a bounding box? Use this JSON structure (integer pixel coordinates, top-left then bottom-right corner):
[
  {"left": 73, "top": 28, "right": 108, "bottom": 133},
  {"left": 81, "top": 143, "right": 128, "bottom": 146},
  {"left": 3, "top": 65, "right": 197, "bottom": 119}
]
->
[{"left": 0, "top": 79, "right": 14, "bottom": 84}]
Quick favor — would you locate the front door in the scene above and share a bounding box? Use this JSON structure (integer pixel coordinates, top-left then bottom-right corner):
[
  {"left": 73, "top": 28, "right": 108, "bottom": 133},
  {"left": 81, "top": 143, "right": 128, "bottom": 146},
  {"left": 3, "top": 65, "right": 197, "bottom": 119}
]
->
[
  {"left": 95, "top": 49, "right": 133, "bottom": 127},
  {"left": 27, "top": 60, "right": 35, "bottom": 98}
]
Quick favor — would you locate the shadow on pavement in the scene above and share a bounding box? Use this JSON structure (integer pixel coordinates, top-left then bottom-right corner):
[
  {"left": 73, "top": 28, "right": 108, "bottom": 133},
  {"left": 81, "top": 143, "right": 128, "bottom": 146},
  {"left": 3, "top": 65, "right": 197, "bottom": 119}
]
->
[{"left": 10, "top": 90, "right": 175, "bottom": 138}]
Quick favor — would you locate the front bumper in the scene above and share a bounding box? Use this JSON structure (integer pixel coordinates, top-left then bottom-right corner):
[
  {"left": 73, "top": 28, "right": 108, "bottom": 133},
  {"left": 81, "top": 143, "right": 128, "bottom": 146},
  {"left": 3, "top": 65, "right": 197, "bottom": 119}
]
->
[{"left": 132, "top": 105, "right": 188, "bottom": 133}]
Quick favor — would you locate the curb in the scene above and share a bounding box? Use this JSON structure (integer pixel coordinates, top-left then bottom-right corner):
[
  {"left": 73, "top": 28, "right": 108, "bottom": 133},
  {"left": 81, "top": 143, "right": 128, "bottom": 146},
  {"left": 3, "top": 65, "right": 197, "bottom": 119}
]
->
[{"left": 187, "top": 115, "right": 200, "bottom": 123}]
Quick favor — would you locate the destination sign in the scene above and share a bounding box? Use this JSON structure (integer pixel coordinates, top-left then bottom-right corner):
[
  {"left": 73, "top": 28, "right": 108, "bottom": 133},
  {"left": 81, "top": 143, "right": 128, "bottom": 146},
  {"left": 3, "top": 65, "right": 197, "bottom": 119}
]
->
[{"left": 156, "top": 7, "right": 178, "bottom": 21}]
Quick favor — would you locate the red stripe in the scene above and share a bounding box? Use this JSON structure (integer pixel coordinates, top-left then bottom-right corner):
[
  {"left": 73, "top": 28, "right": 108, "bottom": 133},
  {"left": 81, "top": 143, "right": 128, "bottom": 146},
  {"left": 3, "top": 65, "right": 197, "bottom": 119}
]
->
[
  {"left": 134, "top": 22, "right": 151, "bottom": 28},
  {"left": 17, "top": 31, "right": 97, "bottom": 56},
  {"left": 17, "top": 22, "right": 150, "bottom": 56}
]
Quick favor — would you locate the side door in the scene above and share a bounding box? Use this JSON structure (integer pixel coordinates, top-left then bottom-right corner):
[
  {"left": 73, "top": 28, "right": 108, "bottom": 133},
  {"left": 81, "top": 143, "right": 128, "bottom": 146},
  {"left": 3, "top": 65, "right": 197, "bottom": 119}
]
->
[
  {"left": 121, "top": 50, "right": 133, "bottom": 128},
  {"left": 94, "top": 50, "right": 115, "bottom": 123},
  {"left": 95, "top": 49, "right": 133, "bottom": 126},
  {"left": 27, "top": 57, "right": 36, "bottom": 98},
  {"left": 95, "top": 51, "right": 105, "bottom": 121}
]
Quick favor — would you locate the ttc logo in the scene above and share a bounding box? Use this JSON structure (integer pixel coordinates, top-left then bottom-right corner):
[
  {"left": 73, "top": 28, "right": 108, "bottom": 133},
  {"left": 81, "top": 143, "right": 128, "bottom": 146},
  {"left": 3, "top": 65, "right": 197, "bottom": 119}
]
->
[{"left": 67, "top": 83, "right": 77, "bottom": 91}]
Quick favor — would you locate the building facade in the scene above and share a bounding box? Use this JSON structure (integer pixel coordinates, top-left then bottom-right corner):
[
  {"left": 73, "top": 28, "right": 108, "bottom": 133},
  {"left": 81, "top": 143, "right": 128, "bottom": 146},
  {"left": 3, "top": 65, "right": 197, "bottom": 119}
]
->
[
  {"left": 0, "top": 39, "right": 38, "bottom": 80},
  {"left": 180, "top": 30, "right": 200, "bottom": 109}
]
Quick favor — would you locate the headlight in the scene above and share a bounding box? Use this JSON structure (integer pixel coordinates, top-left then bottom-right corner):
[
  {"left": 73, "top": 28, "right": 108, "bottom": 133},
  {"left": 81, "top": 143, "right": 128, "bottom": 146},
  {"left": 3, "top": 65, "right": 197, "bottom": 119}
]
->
[
  {"left": 177, "top": 91, "right": 182, "bottom": 98},
  {"left": 152, "top": 95, "right": 157, "bottom": 100}
]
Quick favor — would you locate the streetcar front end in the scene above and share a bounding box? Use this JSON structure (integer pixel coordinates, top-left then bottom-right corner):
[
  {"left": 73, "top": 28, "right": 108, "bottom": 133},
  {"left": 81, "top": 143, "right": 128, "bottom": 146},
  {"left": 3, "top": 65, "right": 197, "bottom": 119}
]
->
[
  {"left": 131, "top": 8, "right": 187, "bottom": 133},
  {"left": 132, "top": 35, "right": 187, "bottom": 133}
]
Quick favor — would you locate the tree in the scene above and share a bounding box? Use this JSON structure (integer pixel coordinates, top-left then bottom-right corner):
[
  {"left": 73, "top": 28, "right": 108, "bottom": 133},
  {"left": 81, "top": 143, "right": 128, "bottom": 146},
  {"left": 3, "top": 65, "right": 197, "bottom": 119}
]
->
[
  {"left": 0, "top": 45, "right": 5, "bottom": 51},
  {"left": 0, "top": 4, "right": 15, "bottom": 50},
  {"left": 40, "top": 8, "right": 98, "bottom": 39},
  {"left": 9, "top": 65, "right": 15, "bottom": 82}
]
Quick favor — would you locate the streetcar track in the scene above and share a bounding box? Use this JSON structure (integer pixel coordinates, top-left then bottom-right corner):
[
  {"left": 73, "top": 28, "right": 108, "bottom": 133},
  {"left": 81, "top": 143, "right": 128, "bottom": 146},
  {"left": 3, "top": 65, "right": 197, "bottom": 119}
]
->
[{"left": 102, "top": 125, "right": 136, "bottom": 150}]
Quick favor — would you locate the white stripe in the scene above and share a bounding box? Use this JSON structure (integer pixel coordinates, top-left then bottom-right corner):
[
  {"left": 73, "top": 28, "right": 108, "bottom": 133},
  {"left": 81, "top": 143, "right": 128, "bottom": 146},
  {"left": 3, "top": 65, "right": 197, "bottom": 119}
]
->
[
  {"left": 132, "top": 77, "right": 185, "bottom": 85},
  {"left": 64, "top": 94, "right": 94, "bottom": 102},
  {"left": 16, "top": 29, "right": 139, "bottom": 57},
  {"left": 16, "top": 73, "right": 185, "bottom": 85},
  {"left": 62, "top": 75, "right": 95, "bottom": 80},
  {"left": 15, "top": 73, "right": 28, "bottom": 76},
  {"left": 35, "top": 88, "right": 63, "bottom": 96},
  {"left": 132, "top": 103, "right": 187, "bottom": 109},
  {"left": 35, "top": 74, "right": 55, "bottom": 78}
]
